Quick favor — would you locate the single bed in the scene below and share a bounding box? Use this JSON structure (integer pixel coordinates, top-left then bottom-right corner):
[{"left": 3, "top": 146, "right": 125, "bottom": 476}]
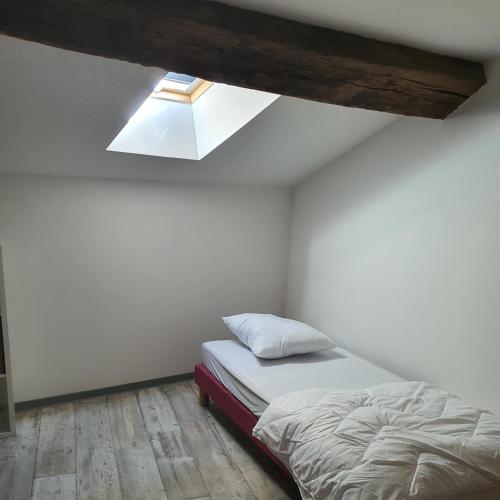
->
[
  {"left": 196, "top": 340, "right": 500, "bottom": 499},
  {"left": 195, "top": 339, "right": 404, "bottom": 479}
]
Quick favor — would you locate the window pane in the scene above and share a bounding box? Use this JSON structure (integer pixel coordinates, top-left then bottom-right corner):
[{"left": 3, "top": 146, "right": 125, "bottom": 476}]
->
[{"left": 165, "top": 72, "right": 197, "bottom": 84}]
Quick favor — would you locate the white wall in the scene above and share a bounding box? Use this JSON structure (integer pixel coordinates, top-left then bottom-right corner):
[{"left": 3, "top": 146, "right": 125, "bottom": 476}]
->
[
  {"left": 0, "top": 174, "right": 291, "bottom": 402},
  {"left": 287, "top": 57, "right": 500, "bottom": 413}
]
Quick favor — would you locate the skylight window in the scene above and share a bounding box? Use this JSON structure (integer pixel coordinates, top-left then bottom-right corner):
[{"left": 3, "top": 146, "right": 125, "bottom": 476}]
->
[
  {"left": 108, "top": 80, "right": 280, "bottom": 160},
  {"left": 152, "top": 72, "right": 213, "bottom": 103}
]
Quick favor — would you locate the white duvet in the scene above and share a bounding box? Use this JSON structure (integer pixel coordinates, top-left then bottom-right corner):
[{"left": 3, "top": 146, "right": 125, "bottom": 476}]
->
[{"left": 253, "top": 382, "right": 500, "bottom": 500}]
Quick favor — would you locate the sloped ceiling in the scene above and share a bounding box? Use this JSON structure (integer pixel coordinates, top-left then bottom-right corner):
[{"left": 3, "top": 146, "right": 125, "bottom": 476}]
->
[{"left": 0, "top": 36, "right": 396, "bottom": 186}]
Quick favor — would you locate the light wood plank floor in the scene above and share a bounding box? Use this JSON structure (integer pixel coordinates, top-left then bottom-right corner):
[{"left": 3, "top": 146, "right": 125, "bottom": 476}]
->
[{"left": 0, "top": 380, "right": 300, "bottom": 500}]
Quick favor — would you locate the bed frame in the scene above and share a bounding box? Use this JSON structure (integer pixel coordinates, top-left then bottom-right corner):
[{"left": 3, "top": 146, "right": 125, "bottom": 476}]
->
[{"left": 194, "top": 363, "right": 292, "bottom": 480}]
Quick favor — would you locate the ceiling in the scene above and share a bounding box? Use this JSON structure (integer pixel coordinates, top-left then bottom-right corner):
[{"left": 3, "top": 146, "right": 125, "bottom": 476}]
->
[
  {"left": 222, "top": 0, "right": 500, "bottom": 61},
  {"left": 0, "top": 35, "right": 396, "bottom": 186},
  {"left": 2, "top": 3, "right": 500, "bottom": 186}
]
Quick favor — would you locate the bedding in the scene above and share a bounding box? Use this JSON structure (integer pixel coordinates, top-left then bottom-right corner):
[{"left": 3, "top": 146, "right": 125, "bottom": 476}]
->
[
  {"left": 222, "top": 313, "right": 335, "bottom": 358},
  {"left": 201, "top": 340, "right": 404, "bottom": 415},
  {"left": 253, "top": 382, "right": 500, "bottom": 500}
]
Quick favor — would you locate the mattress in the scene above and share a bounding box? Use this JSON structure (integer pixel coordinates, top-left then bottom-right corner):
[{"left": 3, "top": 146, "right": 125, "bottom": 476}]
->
[{"left": 201, "top": 339, "right": 404, "bottom": 415}]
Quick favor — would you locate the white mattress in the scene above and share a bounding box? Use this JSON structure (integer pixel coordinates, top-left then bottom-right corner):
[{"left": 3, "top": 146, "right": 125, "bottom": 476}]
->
[{"left": 201, "top": 340, "right": 404, "bottom": 416}]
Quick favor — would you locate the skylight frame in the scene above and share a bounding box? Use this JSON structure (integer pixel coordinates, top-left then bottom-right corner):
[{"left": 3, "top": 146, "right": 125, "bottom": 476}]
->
[{"left": 151, "top": 73, "right": 213, "bottom": 103}]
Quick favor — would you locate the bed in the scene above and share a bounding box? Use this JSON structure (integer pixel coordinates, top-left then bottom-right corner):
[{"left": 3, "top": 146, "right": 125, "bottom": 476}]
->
[
  {"left": 195, "top": 339, "right": 403, "bottom": 478},
  {"left": 195, "top": 340, "right": 500, "bottom": 499}
]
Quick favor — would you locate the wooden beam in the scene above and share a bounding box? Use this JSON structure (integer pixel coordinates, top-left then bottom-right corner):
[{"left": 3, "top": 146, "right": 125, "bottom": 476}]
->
[{"left": 0, "top": 0, "right": 486, "bottom": 118}]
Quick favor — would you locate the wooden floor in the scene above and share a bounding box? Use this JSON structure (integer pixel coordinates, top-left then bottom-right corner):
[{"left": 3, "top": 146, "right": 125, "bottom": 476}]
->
[{"left": 0, "top": 380, "right": 299, "bottom": 500}]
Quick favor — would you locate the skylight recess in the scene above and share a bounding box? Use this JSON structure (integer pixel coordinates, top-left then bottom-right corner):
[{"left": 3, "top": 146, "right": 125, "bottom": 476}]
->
[
  {"left": 152, "top": 72, "right": 213, "bottom": 103},
  {"left": 108, "top": 79, "right": 280, "bottom": 161}
]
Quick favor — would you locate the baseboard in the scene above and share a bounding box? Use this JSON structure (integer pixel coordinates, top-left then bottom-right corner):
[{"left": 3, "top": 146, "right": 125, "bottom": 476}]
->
[{"left": 15, "top": 372, "right": 194, "bottom": 410}]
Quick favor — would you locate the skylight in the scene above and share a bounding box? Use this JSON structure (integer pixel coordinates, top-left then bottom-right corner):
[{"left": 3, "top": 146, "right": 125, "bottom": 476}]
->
[
  {"left": 152, "top": 72, "right": 213, "bottom": 103},
  {"left": 108, "top": 77, "right": 280, "bottom": 160}
]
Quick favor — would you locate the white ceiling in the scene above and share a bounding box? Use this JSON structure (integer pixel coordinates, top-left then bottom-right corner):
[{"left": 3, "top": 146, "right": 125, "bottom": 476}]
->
[
  {"left": 223, "top": 0, "right": 500, "bottom": 61},
  {"left": 0, "top": 36, "right": 395, "bottom": 186}
]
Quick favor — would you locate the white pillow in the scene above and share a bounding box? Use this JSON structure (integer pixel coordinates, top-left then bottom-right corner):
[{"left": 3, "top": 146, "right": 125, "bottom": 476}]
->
[{"left": 222, "top": 313, "right": 335, "bottom": 359}]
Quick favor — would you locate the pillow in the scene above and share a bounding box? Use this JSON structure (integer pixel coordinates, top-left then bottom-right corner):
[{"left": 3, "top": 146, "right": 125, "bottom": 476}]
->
[{"left": 221, "top": 313, "right": 335, "bottom": 359}]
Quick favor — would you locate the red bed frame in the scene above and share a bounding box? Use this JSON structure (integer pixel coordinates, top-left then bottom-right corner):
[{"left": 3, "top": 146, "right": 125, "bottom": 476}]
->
[{"left": 194, "top": 363, "right": 293, "bottom": 480}]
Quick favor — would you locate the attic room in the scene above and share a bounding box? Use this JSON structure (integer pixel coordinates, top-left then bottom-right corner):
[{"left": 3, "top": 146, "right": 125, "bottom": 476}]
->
[{"left": 0, "top": 1, "right": 499, "bottom": 499}]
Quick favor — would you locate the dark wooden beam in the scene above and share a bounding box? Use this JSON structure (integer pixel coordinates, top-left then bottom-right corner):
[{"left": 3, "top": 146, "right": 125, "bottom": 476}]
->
[{"left": 0, "top": 0, "right": 486, "bottom": 118}]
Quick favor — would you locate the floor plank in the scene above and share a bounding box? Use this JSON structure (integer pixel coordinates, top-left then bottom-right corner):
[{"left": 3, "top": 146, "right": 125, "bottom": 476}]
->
[
  {"left": 151, "top": 432, "right": 210, "bottom": 500},
  {"left": 35, "top": 402, "right": 76, "bottom": 478},
  {"left": 0, "top": 408, "right": 40, "bottom": 500},
  {"left": 74, "top": 398, "right": 122, "bottom": 500},
  {"left": 181, "top": 419, "right": 255, "bottom": 500},
  {"left": 137, "top": 386, "right": 179, "bottom": 440},
  {"left": 209, "top": 408, "right": 300, "bottom": 500},
  {"left": 107, "top": 392, "right": 149, "bottom": 450},
  {"left": 165, "top": 382, "right": 207, "bottom": 423},
  {"left": 31, "top": 474, "right": 76, "bottom": 500},
  {"left": 115, "top": 447, "right": 167, "bottom": 500}
]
